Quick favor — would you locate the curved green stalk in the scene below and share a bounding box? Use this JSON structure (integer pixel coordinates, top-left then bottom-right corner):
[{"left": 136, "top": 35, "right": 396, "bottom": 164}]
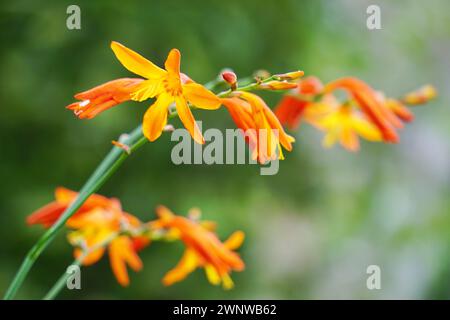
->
[
  {"left": 3, "top": 125, "right": 147, "bottom": 300},
  {"left": 43, "top": 232, "right": 119, "bottom": 300},
  {"left": 4, "top": 74, "right": 291, "bottom": 300}
]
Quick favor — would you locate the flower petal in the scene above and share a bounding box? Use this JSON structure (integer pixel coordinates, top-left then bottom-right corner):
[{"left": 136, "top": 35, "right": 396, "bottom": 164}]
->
[
  {"left": 224, "top": 231, "right": 245, "bottom": 250},
  {"left": 351, "top": 117, "right": 382, "bottom": 142},
  {"left": 204, "top": 264, "right": 221, "bottom": 286},
  {"left": 263, "top": 105, "right": 295, "bottom": 151},
  {"left": 111, "top": 41, "right": 166, "bottom": 79},
  {"left": 75, "top": 247, "right": 105, "bottom": 266},
  {"left": 340, "top": 127, "right": 359, "bottom": 152},
  {"left": 109, "top": 236, "right": 142, "bottom": 287},
  {"left": 164, "top": 49, "right": 181, "bottom": 75},
  {"left": 142, "top": 94, "right": 172, "bottom": 141},
  {"left": 26, "top": 201, "right": 67, "bottom": 227},
  {"left": 130, "top": 79, "right": 164, "bottom": 102},
  {"left": 109, "top": 240, "right": 130, "bottom": 286},
  {"left": 162, "top": 249, "right": 199, "bottom": 286},
  {"left": 175, "top": 96, "right": 205, "bottom": 144},
  {"left": 183, "top": 82, "right": 221, "bottom": 110}
]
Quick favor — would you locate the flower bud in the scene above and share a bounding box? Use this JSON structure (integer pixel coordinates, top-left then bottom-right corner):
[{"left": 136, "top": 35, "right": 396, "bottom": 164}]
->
[
  {"left": 403, "top": 85, "right": 437, "bottom": 105},
  {"left": 274, "top": 70, "right": 304, "bottom": 81},
  {"left": 259, "top": 81, "right": 298, "bottom": 90},
  {"left": 253, "top": 69, "right": 271, "bottom": 80},
  {"left": 221, "top": 71, "right": 237, "bottom": 89}
]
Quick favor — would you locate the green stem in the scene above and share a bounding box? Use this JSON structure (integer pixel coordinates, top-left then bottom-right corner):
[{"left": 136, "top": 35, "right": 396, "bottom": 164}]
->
[
  {"left": 4, "top": 73, "right": 292, "bottom": 300},
  {"left": 217, "top": 75, "right": 279, "bottom": 97},
  {"left": 43, "top": 232, "right": 119, "bottom": 300},
  {"left": 3, "top": 125, "right": 147, "bottom": 300}
]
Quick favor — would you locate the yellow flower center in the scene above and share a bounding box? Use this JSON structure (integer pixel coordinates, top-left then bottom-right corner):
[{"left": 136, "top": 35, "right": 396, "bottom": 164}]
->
[{"left": 163, "top": 73, "right": 182, "bottom": 96}]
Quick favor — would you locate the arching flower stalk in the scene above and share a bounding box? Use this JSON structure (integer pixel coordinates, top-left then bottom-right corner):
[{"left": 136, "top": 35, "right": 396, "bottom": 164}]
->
[{"left": 4, "top": 40, "right": 436, "bottom": 300}]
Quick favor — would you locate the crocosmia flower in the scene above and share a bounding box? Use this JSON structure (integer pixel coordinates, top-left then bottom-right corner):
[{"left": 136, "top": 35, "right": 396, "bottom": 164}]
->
[
  {"left": 67, "top": 41, "right": 221, "bottom": 144},
  {"left": 275, "top": 76, "right": 324, "bottom": 129},
  {"left": 151, "top": 206, "right": 245, "bottom": 290},
  {"left": 222, "top": 91, "right": 295, "bottom": 163},
  {"left": 110, "top": 42, "right": 222, "bottom": 144},
  {"left": 305, "top": 99, "right": 383, "bottom": 151},
  {"left": 323, "top": 77, "right": 402, "bottom": 143},
  {"left": 27, "top": 187, "right": 149, "bottom": 286}
]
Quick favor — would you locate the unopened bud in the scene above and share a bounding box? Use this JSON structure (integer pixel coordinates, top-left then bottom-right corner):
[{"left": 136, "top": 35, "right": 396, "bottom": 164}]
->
[
  {"left": 221, "top": 71, "right": 237, "bottom": 89},
  {"left": 274, "top": 70, "right": 304, "bottom": 81},
  {"left": 403, "top": 85, "right": 437, "bottom": 105},
  {"left": 253, "top": 69, "right": 271, "bottom": 81},
  {"left": 259, "top": 80, "right": 298, "bottom": 90},
  {"left": 188, "top": 207, "right": 202, "bottom": 221},
  {"left": 163, "top": 124, "right": 175, "bottom": 132}
]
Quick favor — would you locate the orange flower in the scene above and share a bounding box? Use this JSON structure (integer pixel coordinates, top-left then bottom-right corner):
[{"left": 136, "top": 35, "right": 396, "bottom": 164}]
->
[
  {"left": 66, "top": 78, "right": 144, "bottom": 119},
  {"left": 110, "top": 41, "right": 221, "bottom": 144},
  {"left": 324, "top": 77, "right": 401, "bottom": 143},
  {"left": 275, "top": 76, "right": 324, "bottom": 129},
  {"left": 151, "top": 206, "right": 245, "bottom": 289},
  {"left": 27, "top": 187, "right": 149, "bottom": 286},
  {"left": 222, "top": 91, "right": 295, "bottom": 163},
  {"left": 26, "top": 187, "right": 121, "bottom": 227},
  {"left": 304, "top": 100, "right": 383, "bottom": 152},
  {"left": 67, "top": 42, "right": 221, "bottom": 144}
]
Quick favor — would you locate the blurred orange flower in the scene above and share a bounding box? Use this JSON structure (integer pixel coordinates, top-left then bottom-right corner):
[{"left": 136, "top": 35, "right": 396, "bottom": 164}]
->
[
  {"left": 222, "top": 91, "right": 295, "bottom": 164},
  {"left": 27, "top": 187, "right": 122, "bottom": 227},
  {"left": 151, "top": 206, "right": 245, "bottom": 289},
  {"left": 27, "top": 187, "right": 149, "bottom": 286},
  {"left": 323, "top": 77, "right": 401, "bottom": 143},
  {"left": 275, "top": 76, "right": 437, "bottom": 151},
  {"left": 305, "top": 98, "right": 383, "bottom": 152},
  {"left": 275, "top": 76, "right": 324, "bottom": 129}
]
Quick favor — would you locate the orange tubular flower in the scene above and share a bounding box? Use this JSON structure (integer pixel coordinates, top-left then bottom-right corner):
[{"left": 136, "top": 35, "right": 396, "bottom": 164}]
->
[
  {"left": 222, "top": 91, "right": 295, "bottom": 164},
  {"left": 27, "top": 187, "right": 149, "bottom": 286},
  {"left": 26, "top": 187, "right": 121, "bottom": 227},
  {"left": 275, "top": 76, "right": 324, "bottom": 129},
  {"left": 324, "top": 77, "right": 401, "bottom": 143},
  {"left": 66, "top": 78, "right": 144, "bottom": 119},
  {"left": 151, "top": 206, "right": 245, "bottom": 289},
  {"left": 110, "top": 41, "right": 221, "bottom": 144}
]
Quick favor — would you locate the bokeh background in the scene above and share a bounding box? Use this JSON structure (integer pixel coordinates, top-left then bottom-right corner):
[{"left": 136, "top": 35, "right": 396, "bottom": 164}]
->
[{"left": 1, "top": 0, "right": 449, "bottom": 299}]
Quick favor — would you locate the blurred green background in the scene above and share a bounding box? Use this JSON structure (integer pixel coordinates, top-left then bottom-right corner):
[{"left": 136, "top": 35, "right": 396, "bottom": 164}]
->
[{"left": 1, "top": 0, "right": 449, "bottom": 299}]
